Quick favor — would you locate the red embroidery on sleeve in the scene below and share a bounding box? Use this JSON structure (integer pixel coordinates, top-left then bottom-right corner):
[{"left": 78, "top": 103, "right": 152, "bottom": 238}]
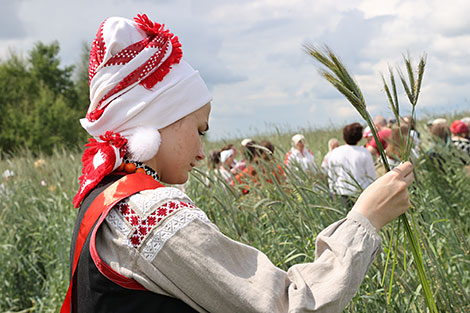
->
[{"left": 117, "top": 200, "right": 196, "bottom": 248}]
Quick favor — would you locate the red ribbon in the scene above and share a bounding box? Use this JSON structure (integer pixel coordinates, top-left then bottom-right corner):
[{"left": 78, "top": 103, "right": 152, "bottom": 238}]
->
[{"left": 61, "top": 173, "right": 163, "bottom": 313}]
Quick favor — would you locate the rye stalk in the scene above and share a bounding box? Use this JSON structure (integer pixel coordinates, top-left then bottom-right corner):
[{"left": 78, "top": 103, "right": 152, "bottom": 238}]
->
[
  {"left": 304, "top": 44, "right": 438, "bottom": 313},
  {"left": 397, "top": 53, "right": 426, "bottom": 160}
]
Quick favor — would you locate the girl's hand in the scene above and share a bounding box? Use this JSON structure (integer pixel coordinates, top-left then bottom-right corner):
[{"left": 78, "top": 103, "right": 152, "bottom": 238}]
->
[{"left": 352, "top": 161, "right": 414, "bottom": 231}]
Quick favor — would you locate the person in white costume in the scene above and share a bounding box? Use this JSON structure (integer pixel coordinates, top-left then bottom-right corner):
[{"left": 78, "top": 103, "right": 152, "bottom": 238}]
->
[
  {"left": 217, "top": 149, "right": 235, "bottom": 183},
  {"left": 326, "top": 123, "right": 377, "bottom": 207},
  {"left": 64, "top": 14, "right": 414, "bottom": 313},
  {"left": 284, "top": 134, "right": 318, "bottom": 175},
  {"left": 321, "top": 138, "right": 340, "bottom": 172}
]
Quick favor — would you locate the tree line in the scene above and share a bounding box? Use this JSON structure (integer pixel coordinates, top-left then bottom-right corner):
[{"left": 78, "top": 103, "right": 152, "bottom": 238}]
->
[{"left": 0, "top": 41, "right": 91, "bottom": 155}]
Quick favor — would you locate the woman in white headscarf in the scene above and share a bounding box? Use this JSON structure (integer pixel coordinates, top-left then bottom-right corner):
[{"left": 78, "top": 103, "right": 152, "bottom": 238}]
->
[
  {"left": 217, "top": 149, "right": 235, "bottom": 183},
  {"left": 63, "top": 14, "right": 414, "bottom": 313},
  {"left": 284, "top": 134, "right": 318, "bottom": 175}
]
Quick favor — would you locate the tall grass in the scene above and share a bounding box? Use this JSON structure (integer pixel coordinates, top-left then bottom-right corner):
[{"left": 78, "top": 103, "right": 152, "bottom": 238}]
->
[
  {"left": 0, "top": 121, "right": 469, "bottom": 312},
  {"left": 189, "top": 129, "right": 469, "bottom": 312},
  {"left": 304, "top": 45, "right": 441, "bottom": 311},
  {"left": 0, "top": 149, "right": 80, "bottom": 312}
]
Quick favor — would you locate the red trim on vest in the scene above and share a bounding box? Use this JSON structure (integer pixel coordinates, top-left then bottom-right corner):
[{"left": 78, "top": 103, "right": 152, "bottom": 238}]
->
[
  {"left": 61, "top": 173, "right": 164, "bottom": 313},
  {"left": 89, "top": 206, "right": 147, "bottom": 290}
]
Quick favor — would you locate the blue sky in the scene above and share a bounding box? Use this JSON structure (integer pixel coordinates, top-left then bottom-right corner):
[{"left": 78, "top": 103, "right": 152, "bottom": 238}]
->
[{"left": 1, "top": 0, "right": 469, "bottom": 140}]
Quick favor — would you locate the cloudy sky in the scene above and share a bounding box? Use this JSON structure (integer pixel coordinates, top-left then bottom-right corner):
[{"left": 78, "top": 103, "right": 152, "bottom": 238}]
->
[{"left": 1, "top": 0, "right": 469, "bottom": 140}]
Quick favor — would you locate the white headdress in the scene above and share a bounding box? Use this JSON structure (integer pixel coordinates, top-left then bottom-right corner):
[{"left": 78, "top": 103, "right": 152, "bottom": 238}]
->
[{"left": 74, "top": 14, "right": 212, "bottom": 207}]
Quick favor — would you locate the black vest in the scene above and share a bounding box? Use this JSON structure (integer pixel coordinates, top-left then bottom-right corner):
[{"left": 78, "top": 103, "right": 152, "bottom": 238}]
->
[{"left": 69, "top": 175, "right": 197, "bottom": 313}]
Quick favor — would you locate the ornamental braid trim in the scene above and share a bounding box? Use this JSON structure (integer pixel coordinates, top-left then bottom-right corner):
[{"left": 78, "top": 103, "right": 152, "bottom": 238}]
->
[
  {"left": 141, "top": 208, "right": 210, "bottom": 262},
  {"left": 128, "top": 187, "right": 193, "bottom": 218}
]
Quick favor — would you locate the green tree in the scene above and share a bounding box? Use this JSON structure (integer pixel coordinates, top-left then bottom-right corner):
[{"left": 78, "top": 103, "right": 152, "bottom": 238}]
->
[
  {"left": 28, "top": 41, "right": 77, "bottom": 104},
  {"left": 0, "top": 41, "right": 88, "bottom": 155}
]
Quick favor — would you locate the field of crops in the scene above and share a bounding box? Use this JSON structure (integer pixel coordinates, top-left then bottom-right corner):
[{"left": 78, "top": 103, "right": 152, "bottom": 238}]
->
[{"left": 0, "top": 118, "right": 469, "bottom": 312}]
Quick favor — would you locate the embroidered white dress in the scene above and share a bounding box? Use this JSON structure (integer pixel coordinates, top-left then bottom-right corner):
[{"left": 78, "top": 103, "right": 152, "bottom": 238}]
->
[
  {"left": 284, "top": 148, "right": 318, "bottom": 174},
  {"left": 97, "top": 185, "right": 382, "bottom": 313}
]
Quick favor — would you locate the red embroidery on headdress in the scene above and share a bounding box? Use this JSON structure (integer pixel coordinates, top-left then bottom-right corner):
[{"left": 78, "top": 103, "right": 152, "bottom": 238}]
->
[
  {"left": 89, "top": 38, "right": 170, "bottom": 121},
  {"left": 86, "top": 14, "right": 183, "bottom": 123},
  {"left": 87, "top": 108, "right": 105, "bottom": 122},
  {"left": 135, "top": 14, "right": 183, "bottom": 89},
  {"left": 73, "top": 131, "right": 127, "bottom": 208},
  {"left": 104, "top": 38, "right": 150, "bottom": 66},
  {"left": 141, "top": 34, "right": 182, "bottom": 89},
  {"left": 89, "top": 19, "right": 107, "bottom": 84}
]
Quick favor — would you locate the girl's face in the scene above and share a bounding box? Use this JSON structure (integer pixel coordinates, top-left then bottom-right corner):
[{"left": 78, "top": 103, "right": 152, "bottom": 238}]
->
[{"left": 146, "top": 103, "right": 211, "bottom": 184}]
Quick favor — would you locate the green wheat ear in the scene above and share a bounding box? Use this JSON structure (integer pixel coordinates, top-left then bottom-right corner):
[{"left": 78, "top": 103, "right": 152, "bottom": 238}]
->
[{"left": 304, "top": 44, "right": 437, "bottom": 313}]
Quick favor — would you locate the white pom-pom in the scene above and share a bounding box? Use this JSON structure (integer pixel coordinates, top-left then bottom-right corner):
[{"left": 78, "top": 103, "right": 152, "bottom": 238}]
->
[{"left": 127, "top": 127, "right": 161, "bottom": 162}]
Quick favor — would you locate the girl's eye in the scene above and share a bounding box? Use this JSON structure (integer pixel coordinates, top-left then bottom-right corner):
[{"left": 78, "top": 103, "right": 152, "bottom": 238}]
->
[{"left": 199, "top": 123, "right": 209, "bottom": 137}]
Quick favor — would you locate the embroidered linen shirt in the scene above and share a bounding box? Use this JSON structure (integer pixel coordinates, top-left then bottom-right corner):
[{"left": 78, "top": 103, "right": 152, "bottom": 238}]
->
[{"left": 96, "top": 185, "right": 382, "bottom": 313}]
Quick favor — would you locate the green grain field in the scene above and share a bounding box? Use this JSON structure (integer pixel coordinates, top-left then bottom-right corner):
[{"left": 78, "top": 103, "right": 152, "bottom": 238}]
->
[{"left": 0, "top": 118, "right": 469, "bottom": 312}]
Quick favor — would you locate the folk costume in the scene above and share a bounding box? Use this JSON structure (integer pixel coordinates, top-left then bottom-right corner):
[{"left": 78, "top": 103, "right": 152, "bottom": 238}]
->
[
  {"left": 64, "top": 14, "right": 383, "bottom": 313},
  {"left": 284, "top": 147, "right": 317, "bottom": 174},
  {"left": 284, "top": 134, "right": 318, "bottom": 175},
  {"left": 450, "top": 120, "right": 470, "bottom": 160},
  {"left": 217, "top": 149, "right": 235, "bottom": 183}
]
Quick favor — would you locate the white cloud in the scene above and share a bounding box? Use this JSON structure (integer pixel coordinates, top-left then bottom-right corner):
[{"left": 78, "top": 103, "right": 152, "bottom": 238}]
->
[
  {"left": 431, "top": 34, "right": 470, "bottom": 58},
  {"left": 0, "top": 1, "right": 27, "bottom": 39},
  {"left": 428, "top": 0, "right": 470, "bottom": 36},
  {"left": 0, "top": 0, "right": 468, "bottom": 140},
  {"left": 336, "top": 105, "right": 359, "bottom": 119}
]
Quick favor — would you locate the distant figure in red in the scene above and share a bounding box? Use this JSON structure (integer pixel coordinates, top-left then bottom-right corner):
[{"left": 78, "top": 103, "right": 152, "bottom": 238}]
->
[
  {"left": 450, "top": 120, "right": 470, "bottom": 158},
  {"left": 365, "top": 115, "right": 392, "bottom": 158},
  {"left": 234, "top": 140, "right": 285, "bottom": 193}
]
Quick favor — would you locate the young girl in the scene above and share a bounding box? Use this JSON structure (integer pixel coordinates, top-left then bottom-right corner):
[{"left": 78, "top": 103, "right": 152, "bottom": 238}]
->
[{"left": 63, "top": 14, "right": 414, "bottom": 313}]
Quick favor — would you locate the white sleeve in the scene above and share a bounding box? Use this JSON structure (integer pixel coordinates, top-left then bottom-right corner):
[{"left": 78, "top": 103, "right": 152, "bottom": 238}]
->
[{"left": 96, "top": 189, "right": 382, "bottom": 313}]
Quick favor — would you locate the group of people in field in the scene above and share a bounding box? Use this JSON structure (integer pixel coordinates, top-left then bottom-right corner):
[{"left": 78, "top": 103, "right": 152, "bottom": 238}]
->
[
  {"left": 206, "top": 115, "right": 470, "bottom": 205},
  {"left": 426, "top": 117, "right": 470, "bottom": 166},
  {"left": 207, "top": 139, "right": 285, "bottom": 194}
]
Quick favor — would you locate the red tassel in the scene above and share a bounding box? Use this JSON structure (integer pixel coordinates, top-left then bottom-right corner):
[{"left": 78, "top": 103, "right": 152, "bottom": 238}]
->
[
  {"left": 133, "top": 14, "right": 183, "bottom": 89},
  {"left": 100, "top": 131, "right": 128, "bottom": 152},
  {"left": 134, "top": 14, "right": 164, "bottom": 35},
  {"left": 73, "top": 132, "right": 128, "bottom": 208}
]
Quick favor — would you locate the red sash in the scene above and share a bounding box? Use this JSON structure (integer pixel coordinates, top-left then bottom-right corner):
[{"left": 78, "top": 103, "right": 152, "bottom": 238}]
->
[{"left": 60, "top": 173, "right": 164, "bottom": 313}]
